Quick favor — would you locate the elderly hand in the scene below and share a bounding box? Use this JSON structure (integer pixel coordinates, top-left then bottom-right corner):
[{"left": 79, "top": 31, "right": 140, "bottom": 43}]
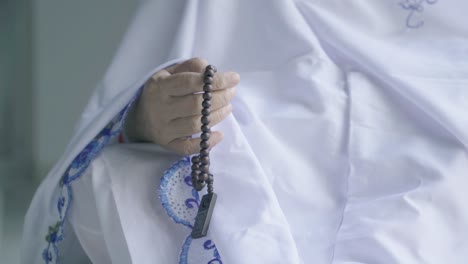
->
[{"left": 125, "top": 58, "right": 240, "bottom": 155}]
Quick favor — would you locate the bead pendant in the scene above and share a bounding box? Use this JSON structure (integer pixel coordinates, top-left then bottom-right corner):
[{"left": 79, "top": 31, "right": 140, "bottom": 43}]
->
[{"left": 191, "top": 192, "right": 217, "bottom": 239}]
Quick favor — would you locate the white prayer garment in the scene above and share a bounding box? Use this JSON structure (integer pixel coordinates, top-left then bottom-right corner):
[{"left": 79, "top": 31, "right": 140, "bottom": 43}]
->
[{"left": 22, "top": 0, "right": 468, "bottom": 263}]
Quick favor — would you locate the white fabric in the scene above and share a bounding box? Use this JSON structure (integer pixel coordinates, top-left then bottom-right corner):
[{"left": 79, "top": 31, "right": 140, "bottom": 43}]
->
[
  {"left": 70, "top": 144, "right": 185, "bottom": 264},
  {"left": 23, "top": 0, "right": 468, "bottom": 263}
]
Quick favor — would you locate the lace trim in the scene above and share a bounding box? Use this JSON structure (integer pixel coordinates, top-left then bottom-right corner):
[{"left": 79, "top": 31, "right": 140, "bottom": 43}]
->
[
  {"left": 42, "top": 93, "right": 138, "bottom": 264},
  {"left": 160, "top": 158, "right": 223, "bottom": 264}
]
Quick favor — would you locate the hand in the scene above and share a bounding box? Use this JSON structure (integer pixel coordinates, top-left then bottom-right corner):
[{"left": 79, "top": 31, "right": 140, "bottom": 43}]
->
[{"left": 125, "top": 58, "right": 240, "bottom": 155}]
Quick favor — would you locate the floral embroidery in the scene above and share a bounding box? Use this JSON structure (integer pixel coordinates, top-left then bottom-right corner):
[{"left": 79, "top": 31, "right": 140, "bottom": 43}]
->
[
  {"left": 180, "top": 236, "right": 223, "bottom": 264},
  {"left": 41, "top": 92, "right": 139, "bottom": 263},
  {"left": 160, "top": 158, "right": 223, "bottom": 264},
  {"left": 398, "top": 0, "right": 438, "bottom": 28}
]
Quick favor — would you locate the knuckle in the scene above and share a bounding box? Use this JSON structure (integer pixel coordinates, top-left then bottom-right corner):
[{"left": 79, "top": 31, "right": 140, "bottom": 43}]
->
[
  {"left": 181, "top": 142, "right": 194, "bottom": 156},
  {"left": 213, "top": 74, "right": 225, "bottom": 90},
  {"left": 151, "top": 70, "right": 166, "bottom": 82},
  {"left": 222, "top": 90, "right": 233, "bottom": 104},
  {"left": 192, "top": 94, "right": 202, "bottom": 108},
  {"left": 144, "top": 78, "right": 157, "bottom": 93},
  {"left": 181, "top": 73, "right": 199, "bottom": 88},
  {"left": 178, "top": 73, "right": 191, "bottom": 84},
  {"left": 189, "top": 117, "right": 201, "bottom": 132},
  {"left": 229, "top": 87, "right": 236, "bottom": 98},
  {"left": 190, "top": 57, "right": 208, "bottom": 67},
  {"left": 209, "top": 134, "right": 220, "bottom": 146}
]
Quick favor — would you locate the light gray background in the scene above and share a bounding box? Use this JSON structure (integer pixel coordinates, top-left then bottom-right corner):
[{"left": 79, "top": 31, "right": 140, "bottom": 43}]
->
[
  {"left": 34, "top": 0, "right": 137, "bottom": 179},
  {"left": 1, "top": 0, "right": 138, "bottom": 262}
]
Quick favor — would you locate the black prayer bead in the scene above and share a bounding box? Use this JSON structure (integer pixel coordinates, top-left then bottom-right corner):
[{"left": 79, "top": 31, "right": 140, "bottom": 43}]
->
[
  {"left": 205, "top": 69, "right": 215, "bottom": 77},
  {"left": 206, "top": 65, "right": 217, "bottom": 72},
  {"left": 202, "top": 100, "right": 211, "bottom": 108},
  {"left": 197, "top": 179, "right": 206, "bottom": 186},
  {"left": 201, "top": 132, "right": 210, "bottom": 141},
  {"left": 203, "top": 92, "right": 212, "bottom": 100},
  {"left": 200, "top": 164, "right": 209, "bottom": 173},
  {"left": 201, "top": 116, "right": 210, "bottom": 125},
  {"left": 201, "top": 125, "right": 210, "bottom": 133},
  {"left": 199, "top": 172, "right": 209, "bottom": 181},
  {"left": 207, "top": 185, "right": 214, "bottom": 193},
  {"left": 191, "top": 64, "right": 217, "bottom": 195},
  {"left": 200, "top": 148, "right": 209, "bottom": 156},
  {"left": 204, "top": 76, "right": 213, "bottom": 84},
  {"left": 200, "top": 156, "right": 210, "bottom": 164},
  {"left": 202, "top": 108, "right": 210, "bottom": 116},
  {"left": 207, "top": 174, "right": 214, "bottom": 183},
  {"left": 195, "top": 182, "right": 206, "bottom": 191},
  {"left": 203, "top": 84, "right": 213, "bottom": 92},
  {"left": 191, "top": 156, "right": 200, "bottom": 163},
  {"left": 200, "top": 140, "right": 210, "bottom": 149}
]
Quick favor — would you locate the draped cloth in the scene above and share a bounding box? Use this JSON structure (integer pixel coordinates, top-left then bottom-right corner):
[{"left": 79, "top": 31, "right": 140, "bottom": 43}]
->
[{"left": 22, "top": 0, "right": 468, "bottom": 263}]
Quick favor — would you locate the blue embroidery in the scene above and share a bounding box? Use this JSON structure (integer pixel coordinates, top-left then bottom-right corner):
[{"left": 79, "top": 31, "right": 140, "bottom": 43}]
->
[
  {"left": 399, "top": 0, "right": 438, "bottom": 28},
  {"left": 41, "top": 91, "right": 139, "bottom": 264},
  {"left": 160, "top": 158, "right": 200, "bottom": 228},
  {"left": 160, "top": 158, "right": 223, "bottom": 263},
  {"left": 204, "top": 240, "right": 222, "bottom": 264},
  {"left": 179, "top": 236, "right": 223, "bottom": 264}
]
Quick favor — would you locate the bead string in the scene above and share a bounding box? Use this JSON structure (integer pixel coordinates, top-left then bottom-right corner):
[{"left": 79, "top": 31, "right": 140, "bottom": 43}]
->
[{"left": 191, "top": 65, "right": 216, "bottom": 194}]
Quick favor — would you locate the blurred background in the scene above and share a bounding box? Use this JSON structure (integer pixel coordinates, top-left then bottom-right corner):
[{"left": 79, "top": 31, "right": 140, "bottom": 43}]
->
[{"left": 0, "top": 0, "right": 137, "bottom": 262}]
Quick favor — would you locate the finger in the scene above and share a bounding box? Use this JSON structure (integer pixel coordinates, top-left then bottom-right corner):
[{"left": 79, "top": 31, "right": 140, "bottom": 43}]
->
[
  {"left": 166, "top": 131, "right": 224, "bottom": 156},
  {"left": 168, "top": 104, "right": 232, "bottom": 138},
  {"left": 149, "top": 67, "right": 171, "bottom": 82},
  {"left": 166, "top": 57, "right": 208, "bottom": 74},
  {"left": 169, "top": 87, "right": 236, "bottom": 117},
  {"left": 161, "top": 71, "right": 240, "bottom": 97}
]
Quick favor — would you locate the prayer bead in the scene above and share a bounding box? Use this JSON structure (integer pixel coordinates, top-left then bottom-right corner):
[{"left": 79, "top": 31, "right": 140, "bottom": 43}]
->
[
  {"left": 203, "top": 84, "right": 213, "bottom": 92},
  {"left": 191, "top": 156, "right": 200, "bottom": 163},
  {"left": 197, "top": 180, "right": 206, "bottom": 186},
  {"left": 199, "top": 172, "right": 209, "bottom": 181},
  {"left": 201, "top": 132, "right": 210, "bottom": 141},
  {"left": 205, "top": 69, "right": 215, "bottom": 77},
  {"left": 200, "top": 164, "right": 209, "bottom": 173},
  {"left": 191, "top": 64, "right": 219, "bottom": 239},
  {"left": 207, "top": 174, "right": 214, "bottom": 183},
  {"left": 200, "top": 140, "right": 210, "bottom": 149},
  {"left": 201, "top": 108, "right": 210, "bottom": 115},
  {"left": 200, "top": 156, "right": 210, "bottom": 164},
  {"left": 204, "top": 76, "right": 213, "bottom": 84},
  {"left": 202, "top": 100, "right": 211, "bottom": 108},
  {"left": 201, "top": 125, "right": 210, "bottom": 133},
  {"left": 200, "top": 148, "right": 209, "bottom": 156},
  {"left": 206, "top": 65, "right": 217, "bottom": 72},
  {"left": 195, "top": 182, "right": 206, "bottom": 191},
  {"left": 201, "top": 116, "right": 210, "bottom": 125},
  {"left": 203, "top": 92, "right": 212, "bottom": 100}
]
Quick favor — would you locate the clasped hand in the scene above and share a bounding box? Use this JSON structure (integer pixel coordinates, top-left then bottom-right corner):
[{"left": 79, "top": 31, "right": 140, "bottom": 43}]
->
[{"left": 125, "top": 58, "right": 240, "bottom": 155}]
